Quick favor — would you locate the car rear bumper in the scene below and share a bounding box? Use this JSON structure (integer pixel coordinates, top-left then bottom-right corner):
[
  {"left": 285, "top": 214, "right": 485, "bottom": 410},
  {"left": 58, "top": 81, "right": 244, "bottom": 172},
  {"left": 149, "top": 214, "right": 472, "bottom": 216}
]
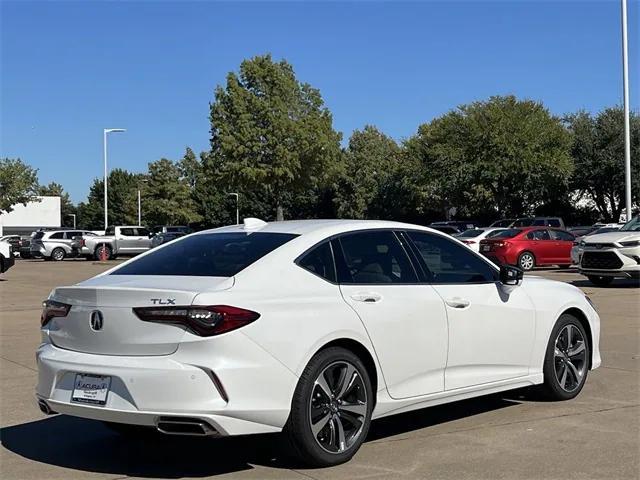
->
[{"left": 35, "top": 335, "right": 299, "bottom": 436}]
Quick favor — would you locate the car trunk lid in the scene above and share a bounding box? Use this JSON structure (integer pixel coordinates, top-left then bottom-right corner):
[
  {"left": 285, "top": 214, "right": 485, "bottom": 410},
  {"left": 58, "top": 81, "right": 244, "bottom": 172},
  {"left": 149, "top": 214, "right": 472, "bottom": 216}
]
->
[{"left": 47, "top": 276, "right": 233, "bottom": 356}]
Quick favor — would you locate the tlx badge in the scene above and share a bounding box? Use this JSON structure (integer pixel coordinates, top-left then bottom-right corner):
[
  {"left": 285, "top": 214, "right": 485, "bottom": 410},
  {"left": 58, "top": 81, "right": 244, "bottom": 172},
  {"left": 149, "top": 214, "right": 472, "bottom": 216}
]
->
[{"left": 150, "top": 298, "right": 176, "bottom": 305}]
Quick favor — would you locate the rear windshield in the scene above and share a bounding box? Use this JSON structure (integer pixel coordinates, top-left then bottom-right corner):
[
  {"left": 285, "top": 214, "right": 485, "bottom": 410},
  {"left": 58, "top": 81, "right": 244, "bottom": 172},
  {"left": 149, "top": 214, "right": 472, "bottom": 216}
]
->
[
  {"left": 457, "top": 229, "right": 485, "bottom": 238},
  {"left": 33, "top": 232, "right": 45, "bottom": 240},
  {"left": 111, "top": 232, "right": 298, "bottom": 277},
  {"left": 490, "top": 228, "right": 522, "bottom": 239}
]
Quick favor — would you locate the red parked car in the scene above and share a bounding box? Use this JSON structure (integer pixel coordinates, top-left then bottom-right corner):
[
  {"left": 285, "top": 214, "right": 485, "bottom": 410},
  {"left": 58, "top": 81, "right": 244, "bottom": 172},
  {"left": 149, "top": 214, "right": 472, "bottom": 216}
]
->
[{"left": 478, "top": 227, "right": 575, "bottom": 271}]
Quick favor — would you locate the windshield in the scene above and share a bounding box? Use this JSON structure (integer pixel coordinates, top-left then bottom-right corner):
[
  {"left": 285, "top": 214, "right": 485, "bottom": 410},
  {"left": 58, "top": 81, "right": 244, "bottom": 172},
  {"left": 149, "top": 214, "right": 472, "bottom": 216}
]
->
[
  {"left": 457, "top": 229, "right": 485, "bottom": 238},
  {"left": 112, "top": 232, "right": 298, "bottom": 277},
  {"left": 620, "top": 217, "right": 640, "bottom": 232},
  {"left": 489, "top": 228, "right": 522, "bottom": 239}
]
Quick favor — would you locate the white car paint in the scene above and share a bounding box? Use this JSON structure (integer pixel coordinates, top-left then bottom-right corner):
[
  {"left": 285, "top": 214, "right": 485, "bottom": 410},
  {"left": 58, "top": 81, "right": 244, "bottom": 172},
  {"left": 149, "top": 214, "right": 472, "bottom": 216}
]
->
[
  {"left": 36, "top": 219, "right": 601, "bottom": 440},
  {"left": 455, "top": 227, "right": 507, "bottom": 252}
]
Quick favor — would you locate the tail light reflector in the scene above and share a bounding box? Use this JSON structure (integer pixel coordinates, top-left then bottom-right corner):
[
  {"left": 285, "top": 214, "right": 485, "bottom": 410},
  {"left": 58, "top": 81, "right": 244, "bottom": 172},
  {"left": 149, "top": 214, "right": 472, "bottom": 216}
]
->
[
  {"left": 41, "top": 299, "right": 71, "bottom": 327},
  {"left": 133, "top": 305, "right": 260, "bottom": 337}
]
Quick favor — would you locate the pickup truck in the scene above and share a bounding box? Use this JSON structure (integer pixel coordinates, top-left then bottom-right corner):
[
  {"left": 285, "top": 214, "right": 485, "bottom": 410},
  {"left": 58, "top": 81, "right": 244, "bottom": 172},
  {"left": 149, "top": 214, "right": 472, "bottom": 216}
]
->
[{"left": 73, "top": 226, "right": 152, "bottom": 260}]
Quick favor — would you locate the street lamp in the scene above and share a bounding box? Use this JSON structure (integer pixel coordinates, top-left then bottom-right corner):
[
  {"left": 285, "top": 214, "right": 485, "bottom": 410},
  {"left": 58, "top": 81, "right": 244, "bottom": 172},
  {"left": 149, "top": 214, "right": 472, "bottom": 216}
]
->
[
  {"left": 137, "top": 179, "right": 148, "bottom": 226},
  {"left": 227, "top": 192, "right": 239, "bottom": 225},
  {"left": 103, "top": 128, "right": 126, "bottom": 230},
  {"left": 621, "top": 0, "right": 632, "bottom": 221},
  {"left": 67, "top": 214, "right": 76, "bottom": 229}
]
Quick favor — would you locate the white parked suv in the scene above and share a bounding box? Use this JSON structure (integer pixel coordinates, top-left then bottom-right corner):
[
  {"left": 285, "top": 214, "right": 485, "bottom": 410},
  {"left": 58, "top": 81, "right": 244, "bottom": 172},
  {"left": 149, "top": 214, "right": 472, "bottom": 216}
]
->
[
  {"left": 579, "top": 216, "right": 640, "bottom": 286},
  {"left": 0, "top": 239, "right": 15, "bottom": 273}
]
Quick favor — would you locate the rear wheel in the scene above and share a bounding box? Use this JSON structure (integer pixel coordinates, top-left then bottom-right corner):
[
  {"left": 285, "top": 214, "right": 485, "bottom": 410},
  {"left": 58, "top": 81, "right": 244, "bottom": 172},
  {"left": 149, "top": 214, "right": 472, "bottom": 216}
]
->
[
  {"left": 518, "top": 251, "right": 535, "bottom": 271},
  {"left": 541, "top": 314, "right": 589, "bottom": 400},
  {"left": 587, "top": 275, "right": 613, "bottom": 287},
  {"left": 51, "top": 247, "right": 66, "bottom": 262},
  {"left": 286, "top": 347, "right": 373, "bottom": 467},
  {"left": 94, "top": 244, "right": 112, "bottom": 261}
]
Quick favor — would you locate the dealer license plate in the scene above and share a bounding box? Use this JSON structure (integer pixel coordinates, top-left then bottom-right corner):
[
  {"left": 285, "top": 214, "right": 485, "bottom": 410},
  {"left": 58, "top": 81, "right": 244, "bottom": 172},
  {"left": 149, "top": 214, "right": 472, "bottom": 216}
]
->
[{"left": 71, "top": 373, "right": 111, "bottom": 406}]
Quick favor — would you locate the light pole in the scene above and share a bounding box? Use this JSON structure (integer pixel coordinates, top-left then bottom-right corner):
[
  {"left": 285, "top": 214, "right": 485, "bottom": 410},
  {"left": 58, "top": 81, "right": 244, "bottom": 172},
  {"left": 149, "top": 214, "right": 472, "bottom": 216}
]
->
[
  {"left": 137, "top": 179, "right": 148, "bottom": 226},
  {"left": 228, "top": 192, "right": 239, "bottom": 224},
  {"left": 103, "top": 128, "right": 126, "bottom": 230},
  {"left": 67, "top": 214, "right": 76, "bottom": 229},
  {"left": 621, "top": 0, "right": 632, "bottom": 221}
]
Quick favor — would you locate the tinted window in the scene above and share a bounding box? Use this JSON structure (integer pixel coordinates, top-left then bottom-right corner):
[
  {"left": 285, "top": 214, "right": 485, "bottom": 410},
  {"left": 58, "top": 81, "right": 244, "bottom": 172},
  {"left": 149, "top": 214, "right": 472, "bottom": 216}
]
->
[
  {"left": 620, "top": 216, "right": 640, "bottom": 232},
  {"left": 112, "top": 232, "right": 297, "bottom": 277},
  {"left": 513, "top": 218, "right": 534, "bottom": 227},
  {"left": 527, "top": 229, "right": 551, "bottom": 240},
  {"left": 105, "top": 226, "right": 115, "bottom": 236},
  {"left": 491, "top": 228, "right": 522, "bottom": 239},
  {"left": 49, "top": 232, "right": 64, "bottom": 239},
  {"left": 550, "top": 230, "right": 574, "bottom": 241},
  {"left": 33, "top": 232, "right": 45, "bottom": 240},
  {"left": 297, "top": 242, "right": 336, "bottom": 283},
  {"left": 486, "top": 229, "right": 507, "bottom": 238},
  {"left": 136, "top": 228, "right": 150, "bottom": 236},
  {"left": 120, "top": 228, "right": 135, "bottom": 236},
  {"left": 548, "top": 219, "right": 561, "bottom": 227},
  {"left": 337, "top": 231, "right": 417, "bottom": 284},
  {"left": 408, "top": 231, "right": 498, "bottom": 284},
  {"left": 65, "top": 231, "right": 81, "bottom": 239},
  {"left": 457, "top": 229, "right": 485, "bottom": 238}
]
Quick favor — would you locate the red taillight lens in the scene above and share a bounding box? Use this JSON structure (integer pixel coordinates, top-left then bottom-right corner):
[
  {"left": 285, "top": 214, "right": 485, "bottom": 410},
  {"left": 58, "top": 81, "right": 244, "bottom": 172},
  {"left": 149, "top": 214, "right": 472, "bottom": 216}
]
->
[
  {"left": 41, "top": 299, "right": 71, "bottom": 327},
  {"left": 80, "top": 238, "right": 86, "bottom": 247},
  {"left": 132, "top": 305, "right": 260, "bottom": 337},
  {"left": 493, "top": 241, "right": 511, "bottom": 248}
]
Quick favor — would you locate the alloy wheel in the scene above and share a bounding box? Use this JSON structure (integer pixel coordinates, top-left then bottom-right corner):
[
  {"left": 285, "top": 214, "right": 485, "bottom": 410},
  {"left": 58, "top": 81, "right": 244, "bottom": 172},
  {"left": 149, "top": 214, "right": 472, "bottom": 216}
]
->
[
  {"left": 308, "top": 361, "right": 367, "bottom": 454},
  {"left": 52, "top": 249, "right": 65, "bottom": 261},
  {"left": 554, "top": 324, "right": 587, "bottom": 392},
  {"left": 519, "top": 253, "right": 534, "bottom": 271}
]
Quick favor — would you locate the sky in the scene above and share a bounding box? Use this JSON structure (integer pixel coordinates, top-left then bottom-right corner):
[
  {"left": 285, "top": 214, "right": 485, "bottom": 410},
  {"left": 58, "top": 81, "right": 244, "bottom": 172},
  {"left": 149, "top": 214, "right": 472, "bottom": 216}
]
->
[{"left": 1, "top": 0, "right": 638, "bottom": 203}]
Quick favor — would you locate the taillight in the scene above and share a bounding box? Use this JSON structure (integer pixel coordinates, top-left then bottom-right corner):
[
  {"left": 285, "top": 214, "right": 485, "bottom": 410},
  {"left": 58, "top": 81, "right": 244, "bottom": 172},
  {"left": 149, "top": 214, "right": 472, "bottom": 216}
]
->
[
  {"left": 494, "top": 241, "right": 511, "bottom": 248},
  {"left": 132, "top": 305, "right": 260, "bottom": 337},
  {"left": 41, "top": 299, "right": 71, "bottom": 327},
  {"left": 80, "top": 238, "right": 86, "bottom": 247}
]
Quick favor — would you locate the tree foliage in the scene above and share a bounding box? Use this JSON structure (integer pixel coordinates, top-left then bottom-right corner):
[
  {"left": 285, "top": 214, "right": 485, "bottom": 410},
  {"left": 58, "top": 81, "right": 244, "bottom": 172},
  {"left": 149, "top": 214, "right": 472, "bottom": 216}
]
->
[
  {"left": 406, "top": 95, "right": 574, "bottom": 219},
  {"left": 144, "top": 158, "right": 202, "bottom": 226},
  {"left": 0, "top": 157, "right": 40, "bottom": 214},
  {"left": 209, "top": 54, "right": 342, "bottom": 220},
  {"left": 566, "top": 107, "right": 640, "bottom": 221}
]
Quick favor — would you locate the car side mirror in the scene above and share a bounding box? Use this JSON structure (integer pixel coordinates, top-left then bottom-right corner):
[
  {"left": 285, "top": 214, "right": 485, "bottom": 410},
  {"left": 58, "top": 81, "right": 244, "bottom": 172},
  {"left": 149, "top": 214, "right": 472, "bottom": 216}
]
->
[{"left": 500, "top": 265, "right": 523, "bottom": 286}]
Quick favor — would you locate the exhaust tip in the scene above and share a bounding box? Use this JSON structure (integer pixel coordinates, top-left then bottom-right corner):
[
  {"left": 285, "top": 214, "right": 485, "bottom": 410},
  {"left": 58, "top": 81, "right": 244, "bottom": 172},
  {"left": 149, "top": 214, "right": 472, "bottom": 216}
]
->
[
  {"left": 156, "top": 416, "right": 218, "bottom": 437},
  {"left": 38, "top": 400, "right": 57, "bottom": 415}
]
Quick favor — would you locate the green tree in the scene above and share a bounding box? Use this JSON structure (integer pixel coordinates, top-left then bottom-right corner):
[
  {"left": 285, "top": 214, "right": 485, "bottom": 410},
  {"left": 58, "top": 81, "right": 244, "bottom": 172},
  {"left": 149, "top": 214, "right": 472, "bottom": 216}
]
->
[
  {"left": 567, "top": 107, "right": 640, "bottom": 222},
  {"left": 334, "top": 126, "right": 400, "bottom": 219},
  {"left": 76, "top": 169, "right": 141, "bottom": 229},
  {"left": 38, "top": 182, "right": 76, "bottom": 227},
  {"left": 144, "top": 158, "right": 201, "bottom": 226},
  {"left": 406, "top": 95, "right": 573, "bottom": 219},
  {"left": 0, "top": 158, "right": 39, "bottom": 213},
  {"left": 209, "top": 54, "right": 342, "bottom": 221}
]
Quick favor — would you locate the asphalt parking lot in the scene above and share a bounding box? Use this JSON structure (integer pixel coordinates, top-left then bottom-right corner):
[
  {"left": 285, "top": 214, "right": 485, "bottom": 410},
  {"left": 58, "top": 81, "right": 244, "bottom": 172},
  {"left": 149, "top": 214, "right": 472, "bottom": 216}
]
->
[{"left": 1, "top": 259, "right": 638, "bottom": 480}]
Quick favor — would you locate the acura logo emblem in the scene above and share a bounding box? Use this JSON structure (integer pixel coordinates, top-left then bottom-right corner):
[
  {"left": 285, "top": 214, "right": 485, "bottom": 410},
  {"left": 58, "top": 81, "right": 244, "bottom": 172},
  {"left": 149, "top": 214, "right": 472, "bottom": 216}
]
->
[{"left": 90, "top": 310, "right": 104, "bottom": 331}]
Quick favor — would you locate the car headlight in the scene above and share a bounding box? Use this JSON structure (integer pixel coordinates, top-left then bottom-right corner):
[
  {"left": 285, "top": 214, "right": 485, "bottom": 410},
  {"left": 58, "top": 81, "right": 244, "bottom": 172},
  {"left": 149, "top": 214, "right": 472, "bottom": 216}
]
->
[{"left": 619, "top": 240, "right": 640, "bottom": 247}]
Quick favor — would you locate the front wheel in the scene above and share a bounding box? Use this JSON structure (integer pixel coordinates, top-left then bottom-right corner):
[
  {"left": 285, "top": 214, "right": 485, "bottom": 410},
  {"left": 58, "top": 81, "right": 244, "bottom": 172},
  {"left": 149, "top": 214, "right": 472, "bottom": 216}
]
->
[
  {"left": 518, "top": 251, "right": 536, "bottom": 271},
  {"left": 587, "top": 275, "right": 613, "bottom": 287},
  {"left": 51, "top": 247, "right": 66, "bottom": 262},
  {"left": 541, "top": 314, "right": 590, "bottom": 401},
  {"left": 286, "top": 347, "right": 373, "bottom": 467}
]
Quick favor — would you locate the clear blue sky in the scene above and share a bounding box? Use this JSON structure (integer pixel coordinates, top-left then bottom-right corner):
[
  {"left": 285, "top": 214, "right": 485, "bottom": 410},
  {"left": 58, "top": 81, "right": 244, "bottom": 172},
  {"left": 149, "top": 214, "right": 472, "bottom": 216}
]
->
[{"left": 1, "top": 1, "right": 638, "bottom": 203}]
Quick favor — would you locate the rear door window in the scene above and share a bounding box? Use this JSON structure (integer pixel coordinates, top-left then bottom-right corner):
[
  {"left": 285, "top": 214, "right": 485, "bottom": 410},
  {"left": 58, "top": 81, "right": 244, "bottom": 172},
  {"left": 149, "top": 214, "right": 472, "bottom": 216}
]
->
[
  {"left": 335, "top": 231, "right": 417, "bottom": 284},
  {"left": 120, "top": 228, "right": 136, "bottom": 236},
  {"left": 49, "top": 232, "right": 64, "bottom": 239},
  {"left": 112, "top": 232, "right": 298, "bottom": 276},
  {"left": 548, "top": 219, "right": 561, "bottom": 227},
  {"left": 136, "top": 228, "right": 150, "bottom": 237},
  {"left": 527, "top": 229, "right": 551, "bottom": 240},
  {"left": 550, "top": 230, "right": 574, "bottom": 241}
]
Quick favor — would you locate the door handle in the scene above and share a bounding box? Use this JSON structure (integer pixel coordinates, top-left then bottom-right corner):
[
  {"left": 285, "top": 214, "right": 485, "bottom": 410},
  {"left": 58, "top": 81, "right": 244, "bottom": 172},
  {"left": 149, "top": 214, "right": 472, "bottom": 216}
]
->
[
  {"left": 445, "top": 297, "right": 470, "bottom": 309},
  {"left": 350, "top": 292, "right": 382, "bottom": 303}
]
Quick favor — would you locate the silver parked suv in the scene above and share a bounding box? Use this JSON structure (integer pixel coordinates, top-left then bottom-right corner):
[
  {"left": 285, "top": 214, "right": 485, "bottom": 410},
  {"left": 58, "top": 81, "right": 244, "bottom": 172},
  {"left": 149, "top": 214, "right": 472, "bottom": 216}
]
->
[{"left": 30, "top": 229, "right": 98, "bottom": 261}]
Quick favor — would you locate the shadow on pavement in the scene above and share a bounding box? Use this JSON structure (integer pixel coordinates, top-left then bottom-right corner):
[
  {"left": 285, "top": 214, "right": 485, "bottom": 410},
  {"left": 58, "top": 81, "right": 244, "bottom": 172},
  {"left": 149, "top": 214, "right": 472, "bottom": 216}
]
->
[
  {"left": 1, "top": 394, "right": 522, "bottom": 477},
  {"left": 570, "top": 278, "right": 639, "bottom": 289}
]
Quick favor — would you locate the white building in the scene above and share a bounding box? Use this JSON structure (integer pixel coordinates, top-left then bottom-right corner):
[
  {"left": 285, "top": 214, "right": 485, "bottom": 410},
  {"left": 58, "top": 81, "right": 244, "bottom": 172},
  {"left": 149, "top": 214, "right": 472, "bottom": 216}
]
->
[{"left": 0, "top": 196, "right": 61, "bottom": 236}]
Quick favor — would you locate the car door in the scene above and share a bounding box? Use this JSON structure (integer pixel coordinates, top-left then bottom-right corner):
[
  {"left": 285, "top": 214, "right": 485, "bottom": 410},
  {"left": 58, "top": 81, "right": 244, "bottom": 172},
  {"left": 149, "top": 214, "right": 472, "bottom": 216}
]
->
[
  {"left": 405, "top": 231, "right": 536, "bottom": 391},
  {"left": 134, "top": 227, "right": 152, "bottom": 252},
  {"left": 549, "top": 229, "right": 575, "bottom": 264},
  {"left": 526, "top": 229, "right": 554, "bottom": 265},
  {"left": 336, "top": 230, "right": 448, "bottom": 399},
  {"left": 117, "top": 228, "right": 137, "bottom": 253}
]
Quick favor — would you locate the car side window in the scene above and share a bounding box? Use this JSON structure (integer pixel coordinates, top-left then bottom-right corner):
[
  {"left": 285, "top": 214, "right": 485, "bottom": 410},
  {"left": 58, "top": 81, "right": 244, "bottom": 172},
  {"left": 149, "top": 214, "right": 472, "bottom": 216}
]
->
[
  {"left": 49, "top": 232, "right": 64, "bottom": 239},
  {"left": 105, "top": 226, "right": 115, "bottom": 236},
  {"left": 407, "top": 231, "right": 498, "bottom": 284},
  {"left": 297, "top": 242, "right": 336, "bottom": 283},
  {"left": 136, "top": 228, "right": 150, "bottom": 237},
  {"left": 120, "top": 228, "right": 135, "bottom": 236},
  {"left": 550, "top": 230, "right": 574, "bottom": 241},
  {"left": 548, "top": 219, "right": 561, "bottom": 227},
  {"left": 336, "top": 231, "right": 417, "bottom": 284},
  {"left": 65, "top": 231, "right": 81, "bottom": 239},
  {"left": 527, "top": 230, "right": 550, "bottom": 240}
]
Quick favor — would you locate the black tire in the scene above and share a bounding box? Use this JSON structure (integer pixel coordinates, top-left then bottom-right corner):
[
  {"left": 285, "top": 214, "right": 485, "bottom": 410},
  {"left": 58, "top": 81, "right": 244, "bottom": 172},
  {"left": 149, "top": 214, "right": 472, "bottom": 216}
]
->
[
  {"left": 84, "top": 255, "right": 93, "bottom": 261},
  {"left": 540, "top": 314, "right": 590, "bottom": 401},
  {"left": 285, "top": 347, "right": 373, "bottom": 467},
  {"left": 102, "top": 421, "right": 158, "bottom": 438},
  {"left": 517, "top": 251, "right": 536, "bottom": 271},
  {"left": 51, "top": 247, "right": 66, "bottom": 262},
  {"left": 587, "top": 275, "right": 613, "bottom": 287},
  {"left": 0, "top": 256, "right": 4, "bottom": 273},
  {"left": 94, "top": 244, "right": 112, "bottom": 261}
]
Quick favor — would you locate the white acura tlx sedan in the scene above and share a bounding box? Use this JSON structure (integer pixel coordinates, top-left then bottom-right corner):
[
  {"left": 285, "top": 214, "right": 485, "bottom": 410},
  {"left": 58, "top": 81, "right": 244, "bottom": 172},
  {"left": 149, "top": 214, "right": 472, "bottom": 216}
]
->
[{"left": 36, "top": 219, "right": 601, "bottom": 466}]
